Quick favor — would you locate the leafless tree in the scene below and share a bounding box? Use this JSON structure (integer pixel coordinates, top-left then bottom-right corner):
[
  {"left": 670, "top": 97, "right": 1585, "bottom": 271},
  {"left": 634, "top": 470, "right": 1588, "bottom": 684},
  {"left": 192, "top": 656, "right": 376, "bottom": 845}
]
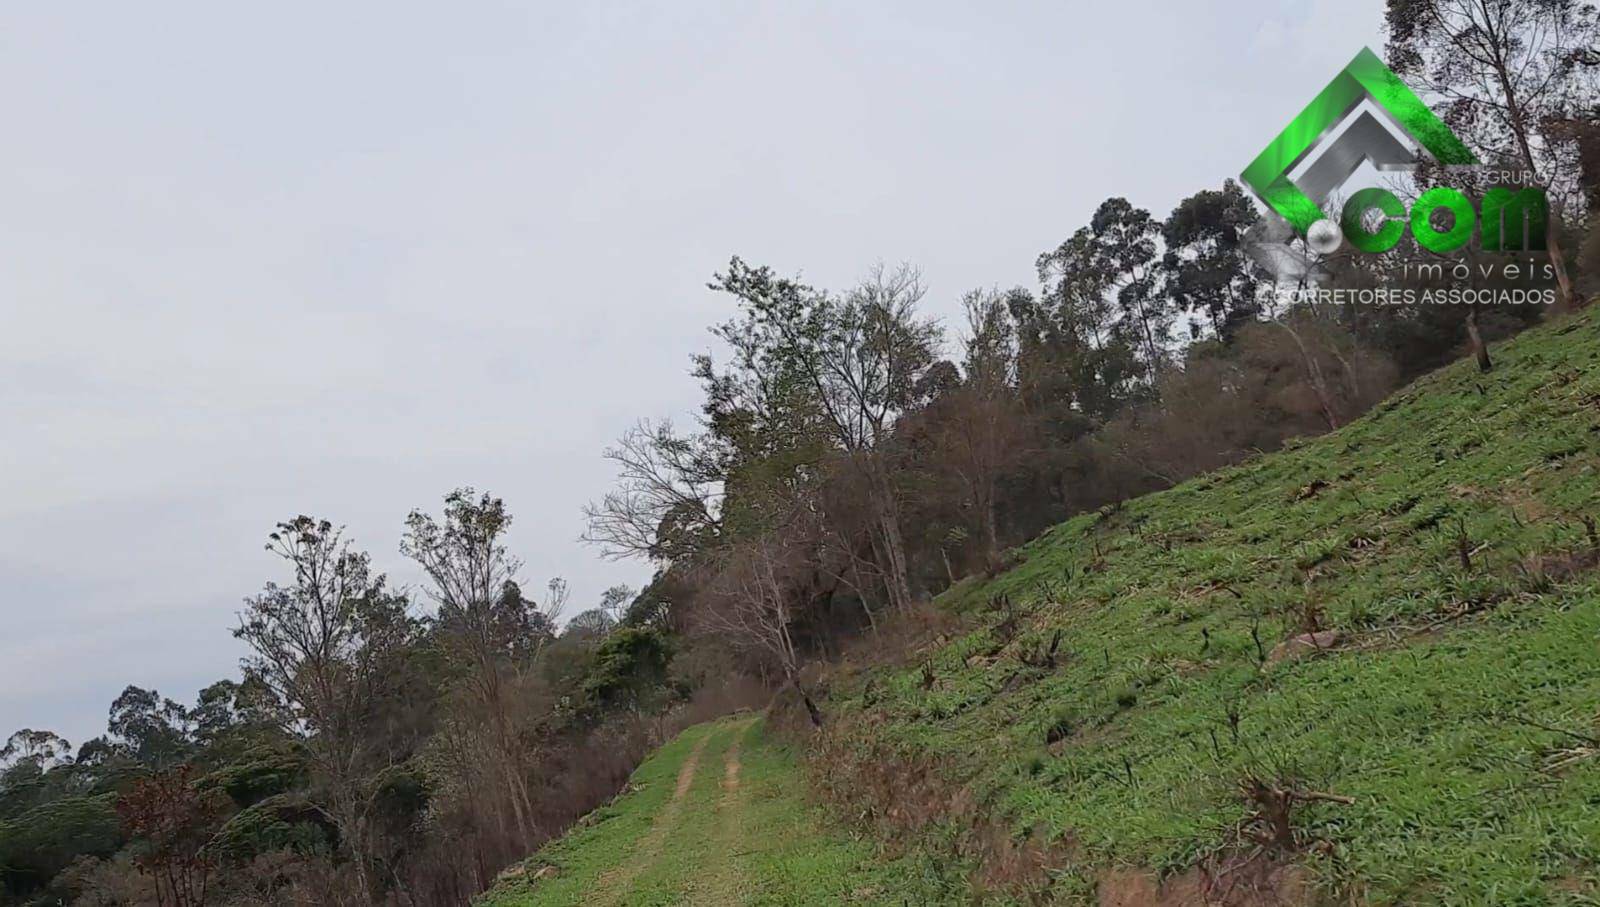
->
[
  {"left": 929, "top": 389, "right": 1031, "bottom": 564},
  {"left": 583, "top": 419, "right": 723, "bottom": 562},
  {"left": 919, "top": 291, "right": 1032, "bottom": 563},
  {"left": 821, "top": 266, "right": 942, "bottom": 613},
  {"left": 717, "top": 263, "right": 940, "bottom": 613},
  {"left": 696, "top": 529, "right": 824, "bottom": 727}
]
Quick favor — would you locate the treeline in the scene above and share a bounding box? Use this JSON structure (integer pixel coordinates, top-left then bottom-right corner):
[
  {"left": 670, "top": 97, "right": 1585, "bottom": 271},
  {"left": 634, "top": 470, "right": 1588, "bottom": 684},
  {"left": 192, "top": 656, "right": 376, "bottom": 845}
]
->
[
  {"left": 4, "top": 2, "right": 1597, "bottom": 904},
  {"left": 0, "top": 497, "right": 755, "bottom": 906},
  {"left": 581, "top": 0, "right": 1599, "bottom": 717},
  {"left": 583, "top": 183, "right": 1575, "bottom": 715}
]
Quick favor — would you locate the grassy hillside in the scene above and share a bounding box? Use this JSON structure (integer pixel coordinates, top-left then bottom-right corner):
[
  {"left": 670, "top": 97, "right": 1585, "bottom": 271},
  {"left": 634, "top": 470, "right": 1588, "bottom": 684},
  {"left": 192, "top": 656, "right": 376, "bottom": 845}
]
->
[
  {"left": 815, "top": 307, "right": 1600, "bottom": 904},
  {"left": 482, "top": 309, "right": 1600, "bottom": 906},
  {"left": 477, "top": 716, "right": 959, "bottom": 906}
]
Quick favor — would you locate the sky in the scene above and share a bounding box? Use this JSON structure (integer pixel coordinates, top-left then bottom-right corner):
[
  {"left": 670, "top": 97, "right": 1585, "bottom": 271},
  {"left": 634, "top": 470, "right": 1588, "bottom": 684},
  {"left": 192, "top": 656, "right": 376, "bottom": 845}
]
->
[{"left": 0, "top": 0, "right": 1383, "bottom": 749}]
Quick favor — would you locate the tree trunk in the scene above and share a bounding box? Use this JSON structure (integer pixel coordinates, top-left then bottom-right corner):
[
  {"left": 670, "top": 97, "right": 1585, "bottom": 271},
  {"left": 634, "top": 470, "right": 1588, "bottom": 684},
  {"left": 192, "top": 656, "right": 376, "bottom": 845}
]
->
[
  {"left": 981, "top": 489, "right": 1000, "bottom": 567},
  {"left": 484, "top": 664, "right": 536, "bottom": 848},
  {"left": 1549, "top": 230, "right": 1577, "bottom": 310},
  {"left": 855, "top": 453, "right": 914, "bottom": 614},
  {"left": 876, "top": 507, "right": 914, "bottom": 613},
  {"left": 323, "top": 784, "right": 376, "bottom": 902},
  {"left": 788, "top": 673, "right": 824, "bottom": 728},
  {"left": 502, "top": 757, "right": 534, "bottom": 846},
  {"left": 1465, "top": 307, "right": 1493, "bottom": 372},
  {"left": 346, "top": 818, "right": 373, "bottom": 901},
  {"left": 1492, "top": 57, "right": 1576, "bottom": 311},
  {"left": 1277, "top": 321, "right": 1340, "bottom": 430}
]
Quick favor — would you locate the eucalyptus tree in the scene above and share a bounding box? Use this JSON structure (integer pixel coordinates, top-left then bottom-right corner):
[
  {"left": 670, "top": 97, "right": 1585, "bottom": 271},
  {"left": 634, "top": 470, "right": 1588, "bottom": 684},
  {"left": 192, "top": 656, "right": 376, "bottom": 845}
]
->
[
  {"left": 1039, "top": 198, "right": 1171, "bottom": 371},
  {"left": 234, "top": 516, "right": 417, "bottom": 897},
  {"left": 1163, "top": 180, "right": 1265, "bottom": 339}
]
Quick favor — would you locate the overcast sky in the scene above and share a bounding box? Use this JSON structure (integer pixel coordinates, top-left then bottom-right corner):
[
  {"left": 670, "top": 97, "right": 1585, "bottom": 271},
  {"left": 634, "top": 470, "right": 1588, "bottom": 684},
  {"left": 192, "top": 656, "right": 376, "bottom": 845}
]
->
[{"left": 1, "top": 1, "right": 1383, "bottom": 748}]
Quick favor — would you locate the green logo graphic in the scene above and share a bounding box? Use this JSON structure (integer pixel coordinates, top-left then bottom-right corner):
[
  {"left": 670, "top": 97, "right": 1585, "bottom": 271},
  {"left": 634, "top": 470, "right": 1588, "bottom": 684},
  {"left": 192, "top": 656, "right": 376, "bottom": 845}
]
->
[
  {"left": 1241, "top": 46, "right": 1549, "bottom": 274},
  {"left": 1241, "top": 47, "right": 1476, "bottom": 234}
]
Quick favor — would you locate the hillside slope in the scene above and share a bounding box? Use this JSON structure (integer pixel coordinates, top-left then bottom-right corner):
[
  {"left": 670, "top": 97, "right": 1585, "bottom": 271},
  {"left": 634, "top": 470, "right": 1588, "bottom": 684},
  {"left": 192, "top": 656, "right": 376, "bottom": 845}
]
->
[
  {"left": 816, "top": 307, "right": 1600, "bottom": 905},
  {"left": 484, "top": 309, "right": 1600, "bottom": 907},
  {"left": 477, "top": 716, "right": 959, "bottom": 906}
]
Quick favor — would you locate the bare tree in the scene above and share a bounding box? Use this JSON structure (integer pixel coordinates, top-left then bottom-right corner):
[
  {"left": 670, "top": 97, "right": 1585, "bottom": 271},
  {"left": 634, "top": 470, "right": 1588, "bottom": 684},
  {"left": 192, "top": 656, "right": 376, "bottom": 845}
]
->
[
  {"left": 583, "top": 420, "right": 723, "bottom": 562},
  {"left": 696, "top": 530, "right": 824, "bottom": 727},
  {"left": 930, "top": 390, "right": 1030, "bottom": 565},
  {"left": 115, "top": 765, "right": 224, "bottom": 907},
  {"left": 932, "top": 291, "right": 1031, "bottom": 563}
]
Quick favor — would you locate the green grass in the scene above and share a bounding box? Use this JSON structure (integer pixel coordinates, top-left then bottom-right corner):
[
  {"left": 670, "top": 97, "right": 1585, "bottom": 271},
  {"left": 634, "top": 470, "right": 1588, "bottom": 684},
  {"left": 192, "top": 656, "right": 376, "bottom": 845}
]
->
[
  {"left": 477, "top": 716, "right": 960, "bottom": 906},
  {"left": 475, "top": 722, "right": 719, "bottom": 907},
  {"left": 823, "top": 308, "right": 1600, "bottom": 905}
]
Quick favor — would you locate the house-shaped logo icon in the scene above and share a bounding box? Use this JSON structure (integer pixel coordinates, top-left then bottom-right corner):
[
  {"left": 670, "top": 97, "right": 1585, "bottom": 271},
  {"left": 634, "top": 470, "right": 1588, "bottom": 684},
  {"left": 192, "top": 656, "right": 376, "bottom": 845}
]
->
[{"left": 1241, "top": 46, "right": 1477, "bottom": 234}]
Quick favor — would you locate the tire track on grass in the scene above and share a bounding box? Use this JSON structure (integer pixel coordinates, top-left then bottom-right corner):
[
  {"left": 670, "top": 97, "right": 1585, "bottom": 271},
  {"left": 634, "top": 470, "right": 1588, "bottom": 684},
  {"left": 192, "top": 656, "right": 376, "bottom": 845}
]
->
[
  {"left": 685, "top": 719, "right": 756, "bottom": 905},
  {"left": 588, "top": 729, "right": 714, "bottom": 906}
]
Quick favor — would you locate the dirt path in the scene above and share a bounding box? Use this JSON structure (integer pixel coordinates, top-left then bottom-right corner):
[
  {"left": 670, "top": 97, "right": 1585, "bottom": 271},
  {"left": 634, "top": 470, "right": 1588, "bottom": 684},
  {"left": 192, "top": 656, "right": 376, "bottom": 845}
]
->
[
  {"left": 478, "top": 716, "right": 948, "bottom": 907},
  {"left": 587, "top": 730, "right": 714, "bottom": 906},
  {"left": 685, "top": 721, "right": 752, "bottom": 905},
  {"left": 724, "top": 733, "right": 743, "bottom": 795}
]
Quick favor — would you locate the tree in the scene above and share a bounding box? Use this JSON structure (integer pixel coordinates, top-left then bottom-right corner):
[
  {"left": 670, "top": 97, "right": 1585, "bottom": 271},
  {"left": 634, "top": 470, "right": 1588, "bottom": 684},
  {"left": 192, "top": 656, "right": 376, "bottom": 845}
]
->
[
  {"left": 928, "top": 390, "right": 1029, "bottom": 566},
  {"left": 494, "top": 581, "right": 561, "bottom": 662},
  {"left": 402, "top": 489, "right": 560, "bottom": 848},
  {"left": 563, "top": 609, "right": 618, "bottom": 640},
  {"left": 583, "top": 420, "right": 723, "bottom": 562},
  {"left": 0, "top": 794, "right": 122, "bottom": 898},
  {"left": 597, "top": 584, "right": 635, "bottom": 625},
  {"left": 1098, "top": 198, "right": 1172, "bottom": 367},
  {"left": 961, "top": 288, "right": 1018, "bottom": 392},
  {"left": 1163, "top": 180, "right": 1265, "bottom": 338},
  {"left": 0, "top": 730, "right": 76, "bottom": 820},
  {"left": 709, "top": 258, "right": 942, "bottom": 614},
  {"left": 115, "top": 765, "right": 224, "bottom": 907},
  {"left": 1387, "top": 0, "right": 1600, "bottom": 307},
  {"left": 1039, "top": 198, "right": 1171, "bottom": 370},
  {"left": 107, "top": 687, "right": 193, "bottom": 769},
  {"left": 1026, "top": 233, "right": 1147, "bottom": 425},
  {"left": 697, "top": 530, "right": 824, "bottom": 727},
  {"left": 618, "top": 570, "right": 683, "bottom": 630},
  {"left": 233, "top": 516, "right": 415, "bottom": 898},
  {"left": 0, "top": 729, "right": 71, "bottom": 772},
  {"left": 914, "top": 290, "right": 1032, "bottom": 564},
  {"left": 580, "top": 628, "right": 672, "bottom": 713}
]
